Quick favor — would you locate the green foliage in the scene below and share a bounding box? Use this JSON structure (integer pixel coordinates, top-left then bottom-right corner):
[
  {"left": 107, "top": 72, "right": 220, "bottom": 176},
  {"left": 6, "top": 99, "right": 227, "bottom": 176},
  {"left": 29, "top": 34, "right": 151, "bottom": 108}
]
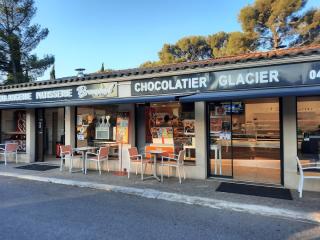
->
[
  {"left": 158, "top": 36, "right": 212, "bottom": 64},
  {"left": 238, "top": 0, "right": 319, "bottom": 49},
  {"left": 97, "top": 63, "right": 113, "bottom": 73},
  {"left": 140, "top": 60, "right": 163, "bottom": 68},
  {"left": 140, "top": 0, "right": 319, "bottom": 67},
  {"left": 208, "top": 31, "right": 257, "bottom": 57},
  {"left": 290, "top": 8, "right": 320, "bottom": 46},
  {"left": 100, "top": 63, "right": 105, "bottom": 72},
  {"left": 50, "top": 65, "right": 55, "bottom": 80},
  {"left": 0, "top": 0, "right": 54, "bottom": 84}
]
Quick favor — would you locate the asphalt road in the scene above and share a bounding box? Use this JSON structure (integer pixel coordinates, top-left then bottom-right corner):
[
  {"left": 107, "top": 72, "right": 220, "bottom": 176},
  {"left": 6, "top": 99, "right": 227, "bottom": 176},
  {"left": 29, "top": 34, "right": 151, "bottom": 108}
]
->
[{"left": 0, "top": 176, "right": 319, "bottom": 240}]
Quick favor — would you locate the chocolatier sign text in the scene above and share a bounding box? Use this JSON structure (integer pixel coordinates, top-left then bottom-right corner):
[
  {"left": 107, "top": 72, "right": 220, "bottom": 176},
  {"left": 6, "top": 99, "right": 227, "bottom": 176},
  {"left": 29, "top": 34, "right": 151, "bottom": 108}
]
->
[
  {"left": 131, "top": 61, "right": 320, "bottom": 95},
  {"left": 0, "top": 82, "right": 117, "bottom": 105}
]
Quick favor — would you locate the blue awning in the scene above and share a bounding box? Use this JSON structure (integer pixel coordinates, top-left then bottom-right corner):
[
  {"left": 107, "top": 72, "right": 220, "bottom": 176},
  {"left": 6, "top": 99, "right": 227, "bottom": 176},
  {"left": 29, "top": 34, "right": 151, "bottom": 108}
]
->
[
  {"left": 180, "top": 86, "right": 320, "bottom": 102},
  {"left": 0, "top": 95, "right": 180, "bottom": 109}
]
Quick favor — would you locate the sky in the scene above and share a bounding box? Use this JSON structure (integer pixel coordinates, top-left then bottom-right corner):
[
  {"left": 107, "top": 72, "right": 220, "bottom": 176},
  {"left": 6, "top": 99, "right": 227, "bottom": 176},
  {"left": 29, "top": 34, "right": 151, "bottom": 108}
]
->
[{"left": 33, "top": 0, "right": 320, "bottom": 80}]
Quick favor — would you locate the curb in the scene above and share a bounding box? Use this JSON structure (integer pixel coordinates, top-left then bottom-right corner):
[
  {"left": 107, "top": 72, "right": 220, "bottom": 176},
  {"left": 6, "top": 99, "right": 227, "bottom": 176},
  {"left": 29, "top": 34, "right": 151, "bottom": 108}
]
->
[{"left": 0, "top": 171, "right": 319, "bottom": 224}]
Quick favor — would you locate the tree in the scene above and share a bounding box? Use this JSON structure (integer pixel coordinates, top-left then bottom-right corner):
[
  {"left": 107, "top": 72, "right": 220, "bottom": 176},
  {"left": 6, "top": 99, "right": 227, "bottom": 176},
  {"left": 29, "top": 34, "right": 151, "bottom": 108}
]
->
[
  {"left": 100, "top": 63, "right": 105, "bottom": 72},
  {"left": 290, "top": 8, "right": 320, "bottom": 46},
  {"left": 207, "top": 31, "right": 257, "bottom": 57},
  {"left": 238, "top": 0, "right": 319, "bottom": 49},
  {"left": 50, "top": 65, "right": 55, "bottom": 80},
  {"left": 158, "top": 36, "right": 213, "bottom": 64},
  {"left": 140, "top": 60, "right": 162, "bottom": 68},
  {"left": 0, "top": 0, "right": 54, "bottom": 84},
  {"left": 140, "top": 0, "right": 319, "bottom": 67}
]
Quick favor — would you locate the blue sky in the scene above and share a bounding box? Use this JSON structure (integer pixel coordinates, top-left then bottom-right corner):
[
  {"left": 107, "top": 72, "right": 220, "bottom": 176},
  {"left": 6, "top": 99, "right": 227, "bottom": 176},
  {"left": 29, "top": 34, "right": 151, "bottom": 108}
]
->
[{"left": 33, "top": 0, "right": 319, "bottom": 80}]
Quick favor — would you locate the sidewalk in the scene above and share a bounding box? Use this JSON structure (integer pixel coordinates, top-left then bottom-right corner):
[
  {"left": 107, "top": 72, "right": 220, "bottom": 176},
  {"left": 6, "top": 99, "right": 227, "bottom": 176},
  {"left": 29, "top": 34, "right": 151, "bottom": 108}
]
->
[{"left": 0, "top": 162, "right": 319, "bottom": 224}]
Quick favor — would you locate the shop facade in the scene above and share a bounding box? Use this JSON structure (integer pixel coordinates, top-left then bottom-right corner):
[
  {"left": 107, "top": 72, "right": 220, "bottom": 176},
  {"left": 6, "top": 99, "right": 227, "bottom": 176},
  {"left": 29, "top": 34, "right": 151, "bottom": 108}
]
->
[{"left": 0, "top": 46, "right": 319, "bottom": 191}]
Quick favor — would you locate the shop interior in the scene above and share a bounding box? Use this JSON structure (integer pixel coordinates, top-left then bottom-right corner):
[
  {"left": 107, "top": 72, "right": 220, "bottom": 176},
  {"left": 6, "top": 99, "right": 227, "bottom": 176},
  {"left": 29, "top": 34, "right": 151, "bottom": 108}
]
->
[
  {"left": 43, "top": 108, "right": 65, "bottom": 162},
  {"left": 135, "top": 102, "right": 196, "bottom": 164},
  {"left": 209, "top": 98, "right": 281, "bottom": 185},
  {"left": 77, "top": 102, "right": 196, "bottom": 164},
  {"left": 1, "top": 109, "right": 27, "bottom": 153},
  {"left": 76, "top": 105, "right": 131, "bottom": 160},
  {"left": 297, "top": 96, "right": 320, "bottom": 174}
]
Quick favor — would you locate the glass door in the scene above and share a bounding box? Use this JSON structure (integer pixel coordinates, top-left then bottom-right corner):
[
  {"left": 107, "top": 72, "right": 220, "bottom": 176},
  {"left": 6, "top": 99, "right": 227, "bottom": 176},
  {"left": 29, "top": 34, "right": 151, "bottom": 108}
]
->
[
  {"left": 232, "top": 99, "right": 281, "bottom": 185},
  {"left": 208, "top": 102, "right": 233, "bottom": 177},
  {"left": 208, "top": 99, "right": 282, "bottom": 185}
]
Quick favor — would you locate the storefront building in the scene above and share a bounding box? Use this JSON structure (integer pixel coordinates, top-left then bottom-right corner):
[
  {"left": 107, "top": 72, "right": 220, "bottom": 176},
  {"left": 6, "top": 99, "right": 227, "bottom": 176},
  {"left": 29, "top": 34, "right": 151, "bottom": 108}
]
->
[{"left": 0, "top": 45, "right": 319, "bottom": 192}]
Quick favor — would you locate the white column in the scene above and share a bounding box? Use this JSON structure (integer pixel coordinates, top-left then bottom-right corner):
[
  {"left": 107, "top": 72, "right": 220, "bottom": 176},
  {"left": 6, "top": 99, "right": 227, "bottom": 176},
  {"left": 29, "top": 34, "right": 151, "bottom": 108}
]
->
[
  {"left": 185, "top": 101, "right": 207, "bottom": 179},
  {"left": 118, "top": 104, "right": 135, "bottom": 171},
  {"left": 65, "top": 106, "right": 75, "bottom": 147},
  {"left": 282, "top": 96, "right": 298, "bottom": 189},
  {"left": 26, "top": 109, "right": 35, "bottom": 163}
]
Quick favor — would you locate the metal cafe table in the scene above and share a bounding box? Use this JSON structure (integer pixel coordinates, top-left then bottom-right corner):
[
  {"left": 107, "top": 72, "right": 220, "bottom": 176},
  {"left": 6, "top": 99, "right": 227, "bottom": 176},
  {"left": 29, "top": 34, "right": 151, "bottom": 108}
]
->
[
  {"left": 144, "top": 149, "right": 163, "bottom": 182},
  {"left": 74, "top": 146, "right": 98, "bottom": 174}
]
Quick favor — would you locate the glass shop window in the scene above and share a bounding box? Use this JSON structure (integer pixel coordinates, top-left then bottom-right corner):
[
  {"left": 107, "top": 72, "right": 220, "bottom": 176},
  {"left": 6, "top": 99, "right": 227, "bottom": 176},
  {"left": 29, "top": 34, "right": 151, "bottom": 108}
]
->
[
  {"left": 297, "top": 97, "right": 320, "bottom": 165},
  {"left": 1, "top": 109, "right": 26, "bottom": 152},
  {"left": 145, "top": 102, "right": 196, "bottom": 165}
]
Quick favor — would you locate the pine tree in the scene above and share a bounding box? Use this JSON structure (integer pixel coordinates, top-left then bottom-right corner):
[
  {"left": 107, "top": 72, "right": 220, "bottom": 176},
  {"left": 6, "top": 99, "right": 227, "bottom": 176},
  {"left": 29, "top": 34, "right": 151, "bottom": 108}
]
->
[
  {"left": 50, "top": 65, "right": 55, "bottom": 80},
  {"left": 0, "top": 0, "right": 54, "bottom": 84},
  {"left": 100, "top": 63, "right": 105, "bottom": 72}
]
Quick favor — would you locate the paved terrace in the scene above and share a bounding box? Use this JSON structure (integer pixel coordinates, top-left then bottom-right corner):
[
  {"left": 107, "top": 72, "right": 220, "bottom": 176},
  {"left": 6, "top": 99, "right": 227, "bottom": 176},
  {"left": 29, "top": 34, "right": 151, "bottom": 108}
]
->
[{"left": 0, "top": 162, "right": 319, "bottom": 223}]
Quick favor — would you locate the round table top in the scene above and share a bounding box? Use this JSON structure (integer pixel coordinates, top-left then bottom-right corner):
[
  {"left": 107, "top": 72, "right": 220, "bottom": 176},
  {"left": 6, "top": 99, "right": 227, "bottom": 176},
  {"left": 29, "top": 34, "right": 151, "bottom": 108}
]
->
[
  {"left": 149, "top": 150, "right": 163, "bottom": 154},
  {"left": 74, "top": 146, "right": 97, "bottom": 151}
]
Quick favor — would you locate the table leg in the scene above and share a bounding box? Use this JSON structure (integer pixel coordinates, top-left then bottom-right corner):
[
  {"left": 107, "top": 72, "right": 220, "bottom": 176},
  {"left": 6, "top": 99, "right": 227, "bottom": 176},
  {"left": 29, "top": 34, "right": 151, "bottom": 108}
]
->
[
  {"left": 214, "top": 149, "right": 217, "bottom": 175},
  {"left": 83, "top": 151, "right": 86, "bottom": 174},
  {"left": 153, "top": 155, "right": 157, "bottom": 178},
  {"left": 143, "top": 153, "right": 160, "bottom": 181}
]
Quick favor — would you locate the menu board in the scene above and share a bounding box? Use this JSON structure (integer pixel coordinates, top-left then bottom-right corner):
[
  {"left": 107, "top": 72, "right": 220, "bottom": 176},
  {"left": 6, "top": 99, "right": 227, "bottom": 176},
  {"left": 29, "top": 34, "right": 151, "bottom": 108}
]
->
[{"left": 116, "top": 113, "right": 129, "bottom": 144}]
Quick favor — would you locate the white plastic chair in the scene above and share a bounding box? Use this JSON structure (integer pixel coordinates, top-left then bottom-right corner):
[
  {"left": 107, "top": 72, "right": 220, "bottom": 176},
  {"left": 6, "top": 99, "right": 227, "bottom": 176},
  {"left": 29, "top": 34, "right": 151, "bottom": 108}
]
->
[
  {"left": 85, "top": 146, "right": 109, "bottom": 175},
  {"left": 0, "top": 143, "right": 18, "bottom": 165},
  {"left": 211, "top": 144, "right": 222, "bottom": 175},
  {"left": 161, "top": 149, "right": 186, "bottom": 184},
  {"left": 60, "top": 145, "right": 74, "bottom": 172},
  {"left": 296, "top": 156, "right": 320, "bottom": 198},
  {"left": 128, "top": 147, "right": 152, "bottom": 180}
]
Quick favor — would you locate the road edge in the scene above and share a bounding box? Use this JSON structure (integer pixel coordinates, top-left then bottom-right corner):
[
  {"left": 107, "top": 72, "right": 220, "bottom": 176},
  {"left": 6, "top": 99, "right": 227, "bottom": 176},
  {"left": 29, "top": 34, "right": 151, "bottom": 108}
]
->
[{"left": 0, "top": 171, "right": 318, "bottom": 224}]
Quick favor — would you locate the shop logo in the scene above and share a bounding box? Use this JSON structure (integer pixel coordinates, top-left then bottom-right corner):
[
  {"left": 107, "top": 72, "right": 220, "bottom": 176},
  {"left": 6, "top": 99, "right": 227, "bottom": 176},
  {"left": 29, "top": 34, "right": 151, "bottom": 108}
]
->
[
  {"left": 218, "top": 70, "right": 279, "bottom": 88},
  {"left": 76, "top": 83, "right": 117, "bottom": 98}
]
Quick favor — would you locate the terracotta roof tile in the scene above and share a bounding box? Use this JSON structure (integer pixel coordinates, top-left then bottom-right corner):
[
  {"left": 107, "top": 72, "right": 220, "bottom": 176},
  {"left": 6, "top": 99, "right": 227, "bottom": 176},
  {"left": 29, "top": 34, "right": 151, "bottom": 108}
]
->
[{"left": 1, "top": 44, "right": 320, "bottom": 91}]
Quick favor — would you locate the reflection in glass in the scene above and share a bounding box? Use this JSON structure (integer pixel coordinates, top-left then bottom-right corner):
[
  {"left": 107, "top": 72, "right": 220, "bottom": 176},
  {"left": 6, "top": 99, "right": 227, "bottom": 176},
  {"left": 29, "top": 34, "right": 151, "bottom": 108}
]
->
[
  {"left": 297, "top": 97, "right": 320, "bottom": 173},
  {"left": 208, "top": 99, "right": 281, "bottom": 185},
  {"left": 209, "top": 102, "right": 232, "bottom": 177}
]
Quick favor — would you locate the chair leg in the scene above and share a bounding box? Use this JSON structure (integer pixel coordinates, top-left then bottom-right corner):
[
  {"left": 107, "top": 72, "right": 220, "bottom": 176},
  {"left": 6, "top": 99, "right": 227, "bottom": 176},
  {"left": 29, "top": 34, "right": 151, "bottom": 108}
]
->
[
  {"left": 98, "top": 161, "right": 101, "bottom": 175},
  {"left": 69, "top": 157, "right": 73, "bottom": 173},
  {"left": 161, "top": 165, "right": 164, "bottom": 182},
  {"left": 60, "top": 157, "right": 63, "bottom": 171},
  {"left": 214, "top": 150, "right": 217, "bottom": 175},
  {"left": 85, "top": 159, "right": 87, "bottom": 175},
  {"left": 219, "top": 150, "right": 222, "bottom": 175},
  {"left": 299, "top": 177, "right": 304, "bottom": 198},
  {"left": 177, "top": 166, "right": 182, "bottom": 184},
  {"left": 183, "top": 165, "right": 186, "bottom": 180},
  {"left": 141, "top": 162, "right": 144, "bottom": 180},
  {"left": 144, "top": 162, "right": 148, "bottom": 176},
  {"left": 128, "top": 161, "right": 131, "bottom": 179},
  {"left": 4, "top": 154, "right": 7, "bottom": 166}
]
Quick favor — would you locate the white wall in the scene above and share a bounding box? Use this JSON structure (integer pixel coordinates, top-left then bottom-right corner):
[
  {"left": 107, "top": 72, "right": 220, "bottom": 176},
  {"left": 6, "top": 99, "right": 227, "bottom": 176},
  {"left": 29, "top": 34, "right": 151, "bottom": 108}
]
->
[
  {"left": 25, "top": 109, "right": 35, "bottom": 163},
  {"left": 65, "top": 106, "right": 75, "bottom": 147},
  {"left": 283, "top": 96, "right": 320, "bottom": 191}
]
